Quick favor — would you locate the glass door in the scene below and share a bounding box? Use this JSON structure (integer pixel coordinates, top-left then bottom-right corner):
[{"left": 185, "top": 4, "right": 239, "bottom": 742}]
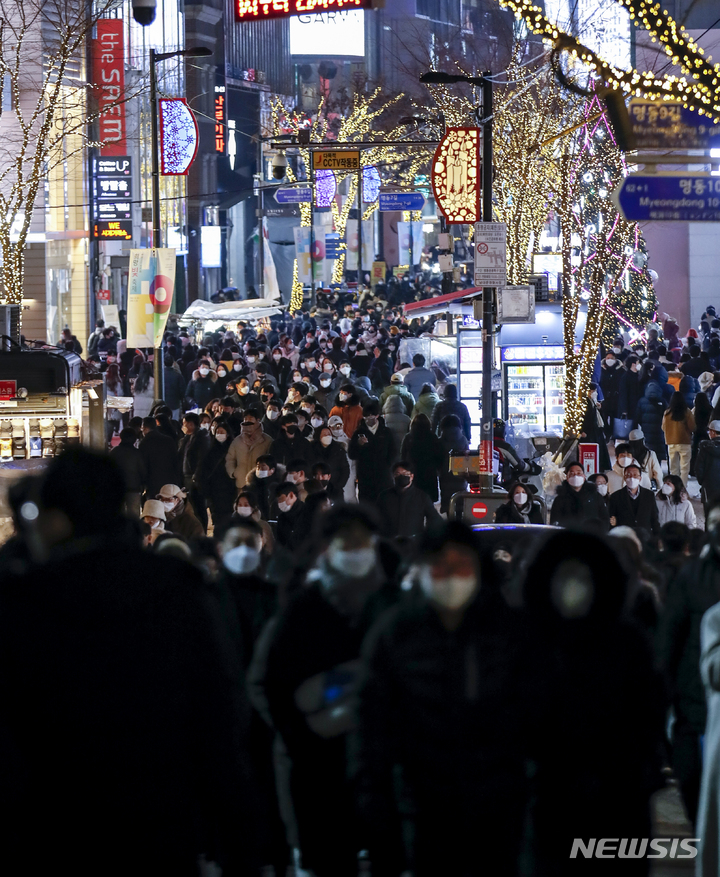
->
[
  {"left": 505, "top": 364, "right": 545, "bottom": 429},
  {"left": 544, "top": 363, "right": 565, "bottom": 432}
]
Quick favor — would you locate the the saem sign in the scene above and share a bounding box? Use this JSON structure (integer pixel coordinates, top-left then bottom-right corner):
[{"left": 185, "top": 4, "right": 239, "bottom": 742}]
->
[{"left": 93, "top": 20, "right": 126, "bottom": 156}]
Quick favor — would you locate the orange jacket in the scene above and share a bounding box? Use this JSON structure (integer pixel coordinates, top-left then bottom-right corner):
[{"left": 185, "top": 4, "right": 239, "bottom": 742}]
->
[{"left": 330, "top": 403, "right": 364, "bottom": 438}]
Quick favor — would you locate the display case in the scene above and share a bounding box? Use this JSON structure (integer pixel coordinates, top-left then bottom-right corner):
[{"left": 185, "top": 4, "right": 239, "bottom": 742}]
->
[{"left": 501, "top": 345, "right": 565, "bottom": 433}]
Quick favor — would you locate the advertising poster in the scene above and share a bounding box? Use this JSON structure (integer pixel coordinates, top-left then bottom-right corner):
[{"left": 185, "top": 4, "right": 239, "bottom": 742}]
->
[{"left": 126, "top": 249, "right": 176, "bottom": 347}]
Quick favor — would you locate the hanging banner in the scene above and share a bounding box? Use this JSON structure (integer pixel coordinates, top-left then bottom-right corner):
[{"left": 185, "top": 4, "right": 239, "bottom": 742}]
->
[
  {"left": 159, "top": 98, "right": 199, "bottom": 175},
  {"left": 126, "top": 248, "right": 176, "bottom": 347},
  {"left": 346, "top": 219, "right": 374, "bottom": 271},
  {"left": 294, "top": 226, "right": 312, "bottom": 284},
  {"left": 311, "top": 225, "right": 326, "bottom": 283},
  {"left": 263, "top": 218, "right": 280, "bottom": 301},
  {"left": 431, "top": 127, "right": 481, "bottom": 224},
  {"left": 93, "top": 19, "right": 127, "bottom": 156},
  {"left": 397, "top": 221, "right": 423, "bottom": 266}
]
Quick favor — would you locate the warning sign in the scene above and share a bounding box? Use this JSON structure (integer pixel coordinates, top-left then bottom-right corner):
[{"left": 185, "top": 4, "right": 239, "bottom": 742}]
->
[
  {"left": 471, "top": 502, "right": 488, "bottom": 518},
  {"left": 474, "top": 222, "right": 507, "bottom": 288},
  {"left": 313, "top": 150, "right": 361, "bottom": 171}
]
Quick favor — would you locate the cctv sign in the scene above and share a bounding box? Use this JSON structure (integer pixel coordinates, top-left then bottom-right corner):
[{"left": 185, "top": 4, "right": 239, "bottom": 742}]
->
[
  {"left": 236, "top": 0, "right": 376, "bottom": 22},
  {"left": 313, "top": 150, "right": 361, "bottom": 171}
]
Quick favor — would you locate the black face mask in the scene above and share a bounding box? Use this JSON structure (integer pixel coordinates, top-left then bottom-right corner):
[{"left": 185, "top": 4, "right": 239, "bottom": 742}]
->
[
  {"left": 285, "top": 425, "right": 297, "bottom": 436},
  {"left": 394, "top": 474, "right": 411, "bottom": 489}
]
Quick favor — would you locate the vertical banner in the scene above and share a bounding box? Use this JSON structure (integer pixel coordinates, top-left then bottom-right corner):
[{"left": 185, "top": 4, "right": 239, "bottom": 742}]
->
[
  {"left": 294, "top": 226, "right": 312, "bottom": 284},
  {"left": 263, "top": 218, "right": 280, "bottom": 300},
  {"left": 346, "top": 220, "right": 374, "bottom": 271},
  {"left": 312, "top": 225, "right": 326, "bottom": 283},
  {"left": 127, "top": 249, "right": 176, "bottom": 347},
  {"left": 397, "top": 221, "right": 423, "bottom": 266},
  {"left": 93, "top": 20, "right": 127, "bottom": 156}
]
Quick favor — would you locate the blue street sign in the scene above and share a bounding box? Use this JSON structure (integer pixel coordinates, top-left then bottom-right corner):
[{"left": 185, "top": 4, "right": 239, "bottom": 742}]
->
[
  {"left": 275, "top": 186, "right": 312, "bottom": 204},
  {"left": 379, "top": 192, "right": 427, "bottom": 212},
  {"left": 629, "top": 99, "right": 720, "bottom": 150},
  {"left": 325, "top": 232, "right": 343, "bottom": 260},
  {"left": 614, "top": 174, "right": 720, "bottom": 222}
]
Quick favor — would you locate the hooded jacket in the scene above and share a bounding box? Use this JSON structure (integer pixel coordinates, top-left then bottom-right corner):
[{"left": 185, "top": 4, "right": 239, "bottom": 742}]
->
[
  {"left": 412, "top": 390, "right": 440, "bottom": 421},
  {"left": 431, "top": 396, "right": 472, "bottom": 441},
  {"left": 185, "top": 368, "right": 219, "bottom": 411},
  {"left": 378, "top": 383, "right": 415, "bottom": 416},
  {"left": 382, "top": 395, "right": 411, "bottom": 460},
  {"left": 635, "top": 382, "right": 666, "bottom": 456}
]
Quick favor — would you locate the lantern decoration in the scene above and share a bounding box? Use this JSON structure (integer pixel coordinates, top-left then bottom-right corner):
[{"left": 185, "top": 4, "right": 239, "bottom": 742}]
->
[
  {"left": 315, "top": 169, "right": 337, "bottom": 207},
  {"left": 159, "top": 98, "right": 199, "bottom": 176},
  {"left": 431, "top": 127, "right": 480, "bottom": 224},
  {"left": 362, "top": 165, "right": 381, "bottom": 203}
]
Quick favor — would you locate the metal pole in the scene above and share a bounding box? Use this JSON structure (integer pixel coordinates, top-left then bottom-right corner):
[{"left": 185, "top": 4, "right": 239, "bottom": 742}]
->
[
  {"left": 149, "top": 48, "right": 164, "bottom": 402},
  {"left": 357, "top": 165, "right": 363, "bottom": 285},
  {"left": 480, "top": 71, "right": 494, "bottom": 490},
  {"left": 257, "top": 135, "right": 264, "bottom": 298}
]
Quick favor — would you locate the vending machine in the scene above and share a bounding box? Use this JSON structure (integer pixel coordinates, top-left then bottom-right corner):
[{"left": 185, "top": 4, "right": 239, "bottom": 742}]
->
[{"left": 502, "top": 346, "right": 565, "bottom": 432}]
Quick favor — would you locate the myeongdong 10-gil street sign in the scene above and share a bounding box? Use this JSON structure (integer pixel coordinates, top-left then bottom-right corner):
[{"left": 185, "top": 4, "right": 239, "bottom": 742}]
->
[{"left": 235, "top": 0, "right": 377, "bottom": 22}]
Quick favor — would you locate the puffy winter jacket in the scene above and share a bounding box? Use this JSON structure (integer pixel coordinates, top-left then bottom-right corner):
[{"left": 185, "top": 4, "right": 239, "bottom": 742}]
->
[
  {"left": 696, "top": 438, "right": 720, "bottom": 504},
  {"left": 636, "top": 382, "right": 667, "bottom": 458}
]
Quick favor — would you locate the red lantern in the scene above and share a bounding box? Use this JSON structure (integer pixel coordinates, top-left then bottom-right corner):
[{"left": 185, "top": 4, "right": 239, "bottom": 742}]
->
[{"left": 431, "top": 127, "right": 481, "bottom": 224}]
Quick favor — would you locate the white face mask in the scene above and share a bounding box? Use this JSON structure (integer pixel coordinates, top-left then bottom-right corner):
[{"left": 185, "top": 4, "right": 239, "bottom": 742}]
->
[
  {"left": 286, "top": 472, "right": 298, "bottom": 484},
  {"left": 605, "top": 359, "right": 615, "bottom": 367},
  {"left": 233, "top": 363, "right": 242, "bottom": 372},
  {"left": 618, "top": 455, "right": 632, "bottom": 467},
  {"left": 162, "top": 500, "right": 176, "bottom": 512},
  {"left": 613, "top": 347, "right": 622, "bottom": 354},
  {"left": 256, "top": 469, "right": 270, "bottom": 479},
  {"left": 596, "top": 483, "right": 608, "bottom": 496},
  {"left": 590, "top": 391, "right": 598, "bottom": 402},
  {"left": 306, "top": 361, "right": 316, "bottom": 370},
  {"left": 246, "top": 356, "right": 256, "bottom": 364},
  {"left": 238, "top": 386, "right": 250, "bottom": 395},
  {"left": 234, "top": 505, "right": 253, "bottom": 518},
  {"left": 339, "top": 393, "right": 349, "bottom": 401},
  {"left": 273, "top": 353, "right": 282, "bottom": 361},
  {"left": 301, "top": 406, "right": 313, "bottom": 415},
  {"left": 201, "top": 423, "right": 210, "bottom": 430},
  {"left": 323, "top": 364, "right": 334, "bottom": 372},
  {"left": 568, "top": 475, "right": 584, "bottom": 488},
  {"left": 419, "top": 568, "right": 477, "bottom": 610},
  {"left": 145, "top": 518, "right": 163, "bottom": 530},
  {"left": 513, "top": 492, "right": 527, "bottom": 506},
  {"left": 199, "top": 367, "right": 209, "bottom": 376},
  {"left": 278, "top": 500, "right": 292, "bottom": 513},
  {"left": 661, "top": 483, "right": 674, "bottom": 495},
  {"left": 217, "top": 370, "right": 226, "bottom": 377},
  {"left": 626, "top": 477, "right": 640, "bottom": 490},
  {"left": 340, "top": 366, "right": 351, "bottom": 375},
  {"left": 267, "top": 409, "right": 279, "bottom": 420},
  {"left": 328, "top": 545, "right": 375, "bottom": 576},
  {"left": 311, "top": 417, "right": 324, "bottom": 429},
  {"left": 216, "top": 433, "right": 228, "bottom": 443},
  {"left": 223, "top": 544, "right": 261, "bottom": 575},
  {"left": 321, "top": 435, "right": 333, "bottom": 446},
  {"left": 319, "top": 378, "right": 331, "bottom": 387}
]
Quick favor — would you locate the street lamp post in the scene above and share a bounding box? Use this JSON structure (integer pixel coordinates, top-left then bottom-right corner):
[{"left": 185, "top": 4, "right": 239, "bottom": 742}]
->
[
  {"left": 148, "top": 45, "right": 211, "bottom": 401},
  {"left": 420, "top": 70, "right": 496, "bottom": 489}
]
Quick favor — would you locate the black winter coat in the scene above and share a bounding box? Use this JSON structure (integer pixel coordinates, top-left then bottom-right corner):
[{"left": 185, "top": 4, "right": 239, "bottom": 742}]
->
[
  {"left": 376, "top": 484, "right": 442, "bottom": 539},
  {"left": 431, "top": 398, "right": 472, "bottom": 441},
  {"left": 550, "top": 480, "right": 610, "bottom": 529},
  {"left": 696, "top": 437, "right": 720, "bottom": 504},
  {"left": 245, "top": 471, "right": 283, "bottom": 521},
  {"left": 656, "top": 554, "right": 720, "bottom": 733},
  {"left": 618, "top": 369, "right": 642, "bottom": 423},
  {"left": 349, "top": 421, "right": 395, "bottom": 502},
  {"left": 138, "top": 429, "right": 181, "bottom": 498},
  {"left": 195, "top": 439, "right": 237, "bottom": 526},
  {"left": 0, "top": 540, "right": 254, "bottom": 876},
  {"left": 608, "top": 485, "right": 660, "bottom": 536},
  {"left": 275, "top": 499, "right": 312, "bottom": 551},
  {"left": 270, "top": 432, "right": 310, "bottom": 469},
  {"left": 185, "top": 375, "right": 219, "bottom": 410},
  {"left": 310, "top": 439, "right": 350, "bottom": 490},
  {"left": 109, "top": 441, "right": 146, "bottom": 493},
  {"left": 635, "top": 383, "right": 667, "bottom": 458},
  {"left": 599, "top": 362, "right": 623, "bottom": 422},
  {"left": 179, "top": 430, "right": 210, "bottom": 488},
  {"left": 352, "top": 592, "right": 528, "bottom": 874},
  {"left": 400, "top": 429, "right": 444, "bottom": 503},
  {"left": 495, "top": 498, "right": 544, "bottom": 524},
  {"left": 163, "top": 367, "right": 186, "bottom": 411}
]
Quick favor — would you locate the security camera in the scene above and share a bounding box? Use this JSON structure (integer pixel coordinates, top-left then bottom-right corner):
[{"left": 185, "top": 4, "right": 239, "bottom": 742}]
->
[
  {"left": 271, "top": 151, "right": 288, "bottom": 181},
  {"left": 132, "top": 0, "right": 156, "bottom": 26}
]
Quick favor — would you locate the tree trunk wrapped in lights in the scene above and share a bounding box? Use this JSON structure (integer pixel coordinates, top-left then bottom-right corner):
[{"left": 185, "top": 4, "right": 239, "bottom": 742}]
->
[{"left": 556, "top": 97, "right": 655, "bottom": 438}]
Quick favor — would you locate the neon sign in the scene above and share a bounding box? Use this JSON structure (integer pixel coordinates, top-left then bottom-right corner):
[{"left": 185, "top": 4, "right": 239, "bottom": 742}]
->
[
  {"left": 235, "top": 0, "right": 375, "bottom": 23},
  {"left": 214, "top": 89, "right": 226, "bottom": 153}
]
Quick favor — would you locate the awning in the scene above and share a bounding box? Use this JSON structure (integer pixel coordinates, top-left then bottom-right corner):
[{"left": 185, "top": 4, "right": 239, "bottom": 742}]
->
[
  {"left": 180, "top": 298, "right": 283, "bottom": 323},
  {"left": 403, "top": 287, "right": 482, "bottom": 319}
]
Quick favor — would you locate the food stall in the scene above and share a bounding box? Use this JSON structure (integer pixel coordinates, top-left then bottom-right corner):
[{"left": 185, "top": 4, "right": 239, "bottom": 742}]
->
[{"left": 178, "top": 298, "right": 284, "bottom": 334}]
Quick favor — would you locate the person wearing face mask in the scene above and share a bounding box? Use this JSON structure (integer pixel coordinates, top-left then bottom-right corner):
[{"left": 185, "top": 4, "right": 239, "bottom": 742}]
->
[
  {"left": 605, "top": 442, "right": 650, "bottom": 494},
  {"left": 262, "top": 400, "right": 283, "bottom": 439},
  {"left": 353, "top": 522, "right": 527, "bottom": 877},
  {"left": 329, "top": 384, "right": 364, "bottom": 438},
  {"left": 269, "top": 414, "right": 309, "bottom": 468},
  {"left": 140, "top": 499, "right": 168, "bottom": 545},
  {"left": 184, "top": 359, "right": 218, "bottom": 412},
  {"left": 156, "top": 483, "right": 204, "bottom": 540},
  {"left": 349, "top": 401, "right": 395, "bottom": 504},
  {"left": 580, "top": 382, "right": 611, "bottom": 471},
  {"left": 600, "top": 351, "right": 623, "bottom": 432},
  {"left": 695, "top": 420, "right": 720, "bottom": 515},
  {"left": 229, "top": 490, "right": 274, "bottom": 554},
  {"left": 588, "top": 472, "right": 610, "bottom": 514},
  {"left": 378, "top": 372, "right": 414, "bottom": 417},
  {"left": 617, "top": 354, "right": 643, "bottom": 429},
  {"left": 550, "top": 462, "right": 610, "bottom": 529},
  {"left": 245, "top": 454, "right": 282, "bottom": 521},
  {"left": 310, "top": 426, "right": 350, "bottom": 494},
  {"left": 178, "top": 413, "right": 211, "bottom": 531},
  {"left": 194, "top": 418, "right": 237, "bottom": 535},
  {"left": 257, "top": 505, "right": 398, "bottom": 877},
  {"left": 656, "top": 474, "right": 696, "bottom": 527},
  {"left": 376, "top": 461, "right": 442, "bottom": 542},
  {"left": 269, "top": 346, "right": 291, "bottom": 394},
  {"left": 522, "top": 531, "right": 665, "bottom": 874},
  {"left": 230, "top": 377, "right": 262, "bottom": 412},
  {"left": 286, "top": 460, "right": 310, "bottom": 502},
  {"left": 161, "top": 354, "right": 186, "bottom": 420},
  {"left": 225, "top": 409, "right": 273, "bottom": 489},
  {"left": 608, "top": 463, "right": 660, "bottom": 535},
  {"left": 274, "top": 482, "right": 312, "bottom": 551},
  {"left": 495, "top": 481, "right": 544, "bottom": 524}
]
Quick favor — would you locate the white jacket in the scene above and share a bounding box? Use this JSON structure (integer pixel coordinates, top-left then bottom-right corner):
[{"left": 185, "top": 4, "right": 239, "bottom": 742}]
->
[{"left": 656, "top": 496, "right": 697, "bottom": 528}]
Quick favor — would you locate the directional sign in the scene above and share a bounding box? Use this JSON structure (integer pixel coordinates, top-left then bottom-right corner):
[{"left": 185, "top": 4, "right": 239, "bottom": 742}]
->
[
  {"left": 275, "top": 186, "right": 312, "bottom": 204},
  {"left": 629, "top": 99, "right": 720, "bottom": 150},
  {"left": 474, "top": 222, "right": 507, "bottom": 287},
  {"left": 613, "top": 174, "right": 720, "bottom": 222},
  {"left": 313, "top": 150, "right": 360, "bottom": 172},
  {"left": 379, "top": 192, "right": 427, "bottom": 212}
]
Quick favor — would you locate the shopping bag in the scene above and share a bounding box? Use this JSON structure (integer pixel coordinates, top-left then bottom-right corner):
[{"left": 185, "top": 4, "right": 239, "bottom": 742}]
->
[{"left": 612, "top": 417, "right": 633, "bottom": 440}]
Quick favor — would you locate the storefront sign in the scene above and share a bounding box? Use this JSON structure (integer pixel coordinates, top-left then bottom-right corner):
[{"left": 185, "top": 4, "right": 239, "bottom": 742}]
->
[
  {"left": 474, "top": 222, "right": 507, "bottom": 288},
  {"left": 96, "top": 289, "right": 111, "bottom": 301},
  {"left": 236, "top": 0, "right": 375, "bottom": 24},
  {"left": 0, "top": 380, "right": 16, "bottom": 400},
  {"left": 214, "top": 88, "right": 226, "bottom": 153},
  {"left": 92, "top": 19, "right": 127, "bottom": 156},
  {"left": 313, "top": 150, "right": 360, "bottom": 171},
  {"left": 92, "top": 156, "right": 133, "bottom": 241}
]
